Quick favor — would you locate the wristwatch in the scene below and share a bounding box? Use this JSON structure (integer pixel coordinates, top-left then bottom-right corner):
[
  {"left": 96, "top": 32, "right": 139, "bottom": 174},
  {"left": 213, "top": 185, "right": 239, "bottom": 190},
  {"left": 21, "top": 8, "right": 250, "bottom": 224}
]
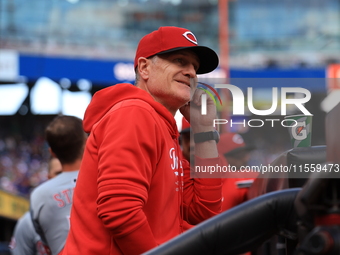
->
[{"left": 194, "top": 130, "right": 220, "bottom": 144}]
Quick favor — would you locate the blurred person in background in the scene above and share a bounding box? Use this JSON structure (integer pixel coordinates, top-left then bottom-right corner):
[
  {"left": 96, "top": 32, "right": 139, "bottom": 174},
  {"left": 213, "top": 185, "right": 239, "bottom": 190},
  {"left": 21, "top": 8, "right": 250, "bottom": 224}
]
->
[
  {"left": 179, "top": 116, "right": 194, "bottom": 163},
  {"left": 62, "top": 26, "right": 222, "bottom": 255},
  {"left": 179, "top": 120, "right": 258, "bottom": 234},
  {"left": 217, "top": 132, "right": 259, "bottom": 211},
  {"left": 218, "top": 133, "right": 258, "bottom": 255},
  {"left": 179, "top": 120, "right": 257, "bottom": 211},
  {"left": 30, "top": 115, "right": 87, "bottom": 255},
  {"left": 9, "top": 157, "right": 62, "bottom": 255}
]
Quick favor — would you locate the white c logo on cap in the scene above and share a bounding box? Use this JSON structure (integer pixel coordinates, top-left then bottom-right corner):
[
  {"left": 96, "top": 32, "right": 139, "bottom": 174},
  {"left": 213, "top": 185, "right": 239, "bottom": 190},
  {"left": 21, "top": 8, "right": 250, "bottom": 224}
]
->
[{"left": 182, "top": 31, "right": 198, "bottom": 45}]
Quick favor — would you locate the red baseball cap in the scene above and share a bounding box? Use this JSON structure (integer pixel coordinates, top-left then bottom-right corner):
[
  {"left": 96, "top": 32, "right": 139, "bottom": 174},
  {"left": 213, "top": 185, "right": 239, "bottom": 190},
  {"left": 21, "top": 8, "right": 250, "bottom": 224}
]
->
[
  {"left": 134, "top": 26, "right": 219, "bottom": 74},
  {"left": 217, "top": 133, "right": 255, "bottom": 156}
]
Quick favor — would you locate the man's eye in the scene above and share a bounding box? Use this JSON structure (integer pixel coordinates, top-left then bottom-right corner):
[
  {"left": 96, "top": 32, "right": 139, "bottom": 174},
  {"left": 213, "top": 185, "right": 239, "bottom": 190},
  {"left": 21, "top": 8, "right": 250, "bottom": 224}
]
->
[{"left": 175, "top": 58, "right": 184, "bottom": 64}]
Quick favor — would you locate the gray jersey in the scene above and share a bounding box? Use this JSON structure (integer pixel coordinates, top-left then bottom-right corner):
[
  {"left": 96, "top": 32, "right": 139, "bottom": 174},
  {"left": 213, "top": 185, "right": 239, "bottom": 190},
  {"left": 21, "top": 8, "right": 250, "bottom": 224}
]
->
[
  {"left": 30, "top": 171, "right": 79, "bottom": 255},
  {"left": 9, "top": 211, "right": 50, "bottom": 255}
]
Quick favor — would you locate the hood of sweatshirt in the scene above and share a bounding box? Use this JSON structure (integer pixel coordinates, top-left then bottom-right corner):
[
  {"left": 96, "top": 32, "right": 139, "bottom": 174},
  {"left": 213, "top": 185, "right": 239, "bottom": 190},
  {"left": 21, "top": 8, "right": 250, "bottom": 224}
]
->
[{"left": 83, "top": 83, "right": 179, "bottom": 139}]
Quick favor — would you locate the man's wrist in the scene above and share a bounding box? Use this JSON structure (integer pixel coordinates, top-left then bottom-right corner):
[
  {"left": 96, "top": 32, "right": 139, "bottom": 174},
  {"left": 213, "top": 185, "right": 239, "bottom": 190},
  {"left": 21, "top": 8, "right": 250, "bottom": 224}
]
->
[{"left": 194, "top": 130, "right": 220, "bottom": 144}]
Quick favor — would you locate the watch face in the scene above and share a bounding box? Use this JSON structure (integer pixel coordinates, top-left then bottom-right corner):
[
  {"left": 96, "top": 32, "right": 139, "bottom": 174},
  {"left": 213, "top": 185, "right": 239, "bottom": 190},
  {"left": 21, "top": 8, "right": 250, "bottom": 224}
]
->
[
  {"left": 215, "top": 131, "right": 220, "bottom": 143},
  {"left": 214, "top": 130, "right": 220, "bottom": 143}
]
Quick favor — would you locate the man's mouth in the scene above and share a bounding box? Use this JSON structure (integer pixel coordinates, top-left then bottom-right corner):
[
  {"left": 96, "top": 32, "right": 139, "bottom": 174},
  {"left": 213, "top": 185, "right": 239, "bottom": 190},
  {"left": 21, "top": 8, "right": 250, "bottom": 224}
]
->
[{"left": 176, "top": 80, "right": 190, "bottom": 87}]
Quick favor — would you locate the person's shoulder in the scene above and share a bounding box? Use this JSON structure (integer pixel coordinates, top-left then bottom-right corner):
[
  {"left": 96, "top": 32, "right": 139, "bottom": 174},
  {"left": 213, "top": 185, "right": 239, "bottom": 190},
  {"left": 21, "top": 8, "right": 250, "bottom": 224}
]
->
[
  {"left": 117, "top": 98, "right": 156, "bottom": 112},
  {"left": 13, "top": 211, "right": 36, "bottom": 242},
  {"left": 16, "top": 211, "right": 30, "bottom": 225},
  {"left": 16, "top": 211, "right": 33, "bottom": 230},
  {"left": 104, "top": 99, "right": 159, "bottom": 123},
  {"left": 47, "top": 170, "right": 79, "bottom": 183},
  {"left": 30, "top": 174, "right": 62, "bottom": 198},
  {"left": 59, "top": 170, "right": 79, "bottom": 180}
]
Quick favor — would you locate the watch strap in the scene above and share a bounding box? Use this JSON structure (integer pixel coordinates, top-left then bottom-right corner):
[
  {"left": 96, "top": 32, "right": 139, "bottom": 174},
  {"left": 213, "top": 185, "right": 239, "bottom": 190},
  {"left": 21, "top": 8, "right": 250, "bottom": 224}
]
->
[{"left": 194, "top": 130, "right": 219, "bottom": 143}]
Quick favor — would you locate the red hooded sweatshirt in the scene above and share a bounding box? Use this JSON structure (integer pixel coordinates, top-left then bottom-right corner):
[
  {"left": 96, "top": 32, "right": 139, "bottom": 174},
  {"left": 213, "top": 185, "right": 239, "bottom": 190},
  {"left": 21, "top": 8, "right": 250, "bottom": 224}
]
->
[{"left": 62, "top": 84, "right": 222, "bottom": 255}]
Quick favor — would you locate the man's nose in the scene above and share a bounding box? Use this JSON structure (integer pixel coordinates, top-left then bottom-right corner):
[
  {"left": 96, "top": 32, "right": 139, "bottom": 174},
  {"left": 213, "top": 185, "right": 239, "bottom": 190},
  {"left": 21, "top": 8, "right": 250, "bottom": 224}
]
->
[{"left": 183, "top": 64, "right": 197, "bottom": 79}]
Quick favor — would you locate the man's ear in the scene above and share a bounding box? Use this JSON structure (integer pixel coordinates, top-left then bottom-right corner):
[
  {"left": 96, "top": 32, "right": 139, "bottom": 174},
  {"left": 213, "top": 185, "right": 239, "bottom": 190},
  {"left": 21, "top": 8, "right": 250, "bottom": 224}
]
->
[{"left": 137, "top": 57, "right": 150, "bottom": 79}]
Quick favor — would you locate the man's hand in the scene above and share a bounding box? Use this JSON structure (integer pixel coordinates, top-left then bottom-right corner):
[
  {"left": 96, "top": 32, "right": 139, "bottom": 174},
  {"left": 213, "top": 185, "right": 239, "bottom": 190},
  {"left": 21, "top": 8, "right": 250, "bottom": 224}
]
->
[
  {"left": 180, "top": 87, "right": 219, "bottom": 159},
  {"left": 180, "top": 88, "right": 217, "bottom": 134}
]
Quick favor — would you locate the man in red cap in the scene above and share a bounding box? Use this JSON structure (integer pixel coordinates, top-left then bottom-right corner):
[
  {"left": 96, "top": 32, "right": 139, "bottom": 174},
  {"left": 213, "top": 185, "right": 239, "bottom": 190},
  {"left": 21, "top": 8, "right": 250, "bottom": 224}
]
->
[
  {"left": 62, "top": 26, "right": 222, "bottom": 255},
  {"left": 217, "top": 132, "right": 258, "bottom": 211}
]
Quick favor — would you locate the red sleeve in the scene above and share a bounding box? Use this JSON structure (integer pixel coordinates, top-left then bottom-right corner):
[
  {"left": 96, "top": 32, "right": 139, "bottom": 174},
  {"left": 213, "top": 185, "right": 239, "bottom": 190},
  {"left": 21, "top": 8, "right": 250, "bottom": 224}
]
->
[
  {"left": 182, "top": 157, "right": 223, "bottom": 225},
  {"left": 94, "top": 103, "right": 159, "bottom": 254}
]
